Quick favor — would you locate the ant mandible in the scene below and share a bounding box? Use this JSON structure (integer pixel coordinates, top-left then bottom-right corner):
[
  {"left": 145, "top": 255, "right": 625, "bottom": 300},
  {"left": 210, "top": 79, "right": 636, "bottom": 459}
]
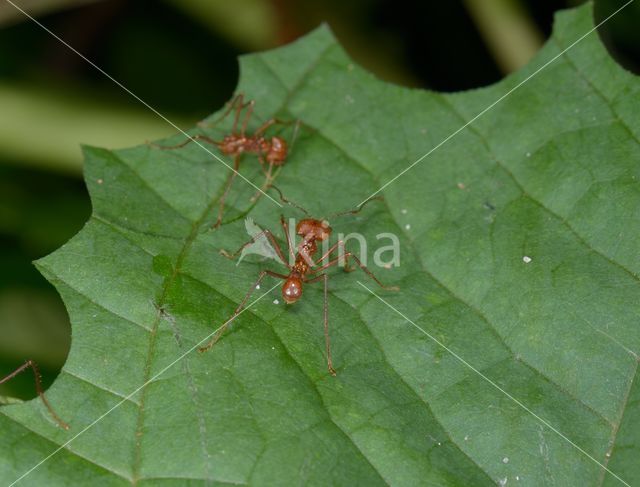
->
[
  {"left": 199, "top": 193, "right": 398, "bottom": 376},
  {"left": 151, "top": 93, "right": 296, "bottom": 228},
  {"left": 0, "top": 360, "right": 69, "bottom": 429}
]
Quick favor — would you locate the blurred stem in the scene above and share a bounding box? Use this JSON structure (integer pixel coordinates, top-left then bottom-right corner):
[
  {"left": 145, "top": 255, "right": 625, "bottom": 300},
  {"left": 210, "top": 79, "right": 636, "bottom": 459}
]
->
[
  {"left": 464, "top": 0, "right": 544, "bottom": 73},
  {"left": 163, "top": 0, "right": 278, "bottom": 50},
  {"left": 0, "top": 82, "right": 192, "bottom": 175},
  {"left": 0, "top": 0, "right": 102, "bottom": 27}
]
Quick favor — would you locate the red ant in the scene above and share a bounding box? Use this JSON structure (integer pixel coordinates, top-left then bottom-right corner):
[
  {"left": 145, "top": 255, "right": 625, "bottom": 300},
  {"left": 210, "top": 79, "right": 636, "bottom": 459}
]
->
[
  {"left": 0, "top": 360, "right": 69, "bottom": 429},
  {"left": 151, "top": 93, "right": 296, "bottom": 228},
  {"left": 199, "top": 193, "right": 398, "bottom": 376}
]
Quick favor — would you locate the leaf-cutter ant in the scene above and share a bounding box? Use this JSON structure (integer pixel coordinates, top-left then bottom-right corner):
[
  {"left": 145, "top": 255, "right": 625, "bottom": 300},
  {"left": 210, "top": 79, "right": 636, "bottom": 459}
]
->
[
  {"left": 199, "top": 192, "right": 398, "bottom": 376},
  {"left": 151, "top": 93, "right": 298, "bottom": 228}
]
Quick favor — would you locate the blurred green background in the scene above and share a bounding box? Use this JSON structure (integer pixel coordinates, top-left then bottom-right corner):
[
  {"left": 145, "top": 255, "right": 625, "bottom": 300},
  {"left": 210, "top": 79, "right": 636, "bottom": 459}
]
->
[{"left": 1, "top": 0, "right": 638, "bottom": 399}]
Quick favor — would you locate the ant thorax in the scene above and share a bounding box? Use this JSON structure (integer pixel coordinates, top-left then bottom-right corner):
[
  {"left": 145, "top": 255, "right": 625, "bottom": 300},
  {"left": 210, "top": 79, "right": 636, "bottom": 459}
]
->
[
  {"left": 218, "top": 136, "right": 247, "bottom": 155},
  {"left": 294, "top": 239, "right": 317, "bottom": 271},
  {"left": 218, "top": 135, "right": 268, "bottom": 157}
]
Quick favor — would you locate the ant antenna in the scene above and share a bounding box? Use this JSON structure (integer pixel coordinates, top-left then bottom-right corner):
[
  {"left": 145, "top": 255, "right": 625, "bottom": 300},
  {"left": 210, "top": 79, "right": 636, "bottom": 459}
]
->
[
  {"left": 269, "top": 186, "right": 310, "bottom": 216},
  {"left": 326, "top": 196, "right": 384, "bottom": 220},
  {"left": 198, "top": 93, "right": 253, "bottom": 129}
]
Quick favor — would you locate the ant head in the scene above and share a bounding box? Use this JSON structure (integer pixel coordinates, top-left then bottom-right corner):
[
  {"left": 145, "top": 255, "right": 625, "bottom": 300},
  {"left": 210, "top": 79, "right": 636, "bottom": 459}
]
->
[
  {"left": 296, "top": 218, "right": 332, "bottom": 241},
  {"left": 267, "top": 137, "right": 288, "bottom": 165},
  {"left": 282, "top": 276, "right": 303, "bottom": 304}
]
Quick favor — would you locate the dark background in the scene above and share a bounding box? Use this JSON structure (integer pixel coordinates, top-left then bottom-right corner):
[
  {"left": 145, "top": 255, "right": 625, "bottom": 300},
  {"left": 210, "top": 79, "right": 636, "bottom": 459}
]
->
[{"left": 1, "top": 0, "right": 638, "bottom": 399}]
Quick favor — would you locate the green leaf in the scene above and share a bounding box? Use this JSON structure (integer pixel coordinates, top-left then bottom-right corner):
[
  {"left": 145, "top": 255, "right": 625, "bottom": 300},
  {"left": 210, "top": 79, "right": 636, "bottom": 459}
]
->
[
  {"left": 0, "top": 396, "right": 23, "bottom": 406},
  {"left": 2, "top": 2, "right": 639, "bottom": 485}
]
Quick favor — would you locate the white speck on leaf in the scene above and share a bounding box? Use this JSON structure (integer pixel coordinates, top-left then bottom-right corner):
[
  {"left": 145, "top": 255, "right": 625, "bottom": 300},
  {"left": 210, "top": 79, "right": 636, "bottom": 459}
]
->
[
  {"left": 457, "top": 182, "right": 466, "bottom": 190},
  {"left": 464, "top": 435, "right": 469, "bottom": 441},
  {"left": 401, "top": 208, "right": 407, "bottom": 215},
  {"left": 503, "top": 457, "right": 509, "bottom": 463},
  {"left": 526, "top": 152, "right": 531, "bottom": 157},
  {"left": 499, "top": 478, "right": 508, "bottom": 486},
  {"left": 273, "top": 299, "right": 279, "bottom": 305},
  {"left": 255, "top": 284, "right": 260, "bottom": 289},
  {"left": 405, "top": 224, "right": 411, "bottom": 230},
  {"left": 523, "top": 256, "right": 532, "bottom": 263},
  {"left": 97, "top": 178, "right": 103, "bottom": 184}
]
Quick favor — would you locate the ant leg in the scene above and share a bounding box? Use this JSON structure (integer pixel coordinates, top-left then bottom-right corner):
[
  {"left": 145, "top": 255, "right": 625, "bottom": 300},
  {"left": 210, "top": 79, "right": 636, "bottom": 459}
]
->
[
  {"left": 0, "top": 360, "right": 69, "bottom": 430},
  {"left": 198, "top": 270, "right": 287, "bottom": 352},
  {"left": 199, "top": 93, "right": 249, "bottom": 130},
  {"left": 254, "top": 117, "right": 302, "bottom": 136},
  {"left": 250, "top": 159, "right": 276, "bottom": 203},
  {"left": 313, "top": 241, "right": 342, "bottom": 267},
  {"left": 328, "top": 196, "right": 385, "bottom": 219},
  {"left": 322, "top": 273, "right": 336, "bottom": 376},
  {"left": 149, "top": 134, "right": 220, "bottom": 151},
  {"left": 311, "top": 243, "right": 399, "bottom": 291},
  {"left": 305, "top": 273, "right": 336, "bottom": 376},
  {"left": 254, "top": 118, "right": 302, "bottom": 150},
  {"left": 268, "top": 185, "right": 310, "bottom": 216},
  {"left": 279, "top": 215, "right": 296, "bottom": 265},
  {"left": 253, "top": 119, "right": 279, "bottom": 137},
  {"left": 229, "top": 94, "right": 247, "bottom": 133},
  {"left": 220, "top": 228, "right": 292, "bottom": 269},
  {"left": 213, "top": 154, "right": 241, "bottom": 228},
  {"left": 239, "top": 99, "right": 256, "bottom": 137},
  {"left": 343, "top": 252, "right": 398, "bottom": 290},
  {"left": 289, "top": 119, "right": 302, "bottom": 151}
]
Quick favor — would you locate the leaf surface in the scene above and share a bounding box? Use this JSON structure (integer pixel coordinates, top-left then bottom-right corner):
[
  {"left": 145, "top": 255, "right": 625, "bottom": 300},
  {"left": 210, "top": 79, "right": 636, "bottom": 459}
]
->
[{"left": 2, "top": 3, "right": 639, "bottom": 486}]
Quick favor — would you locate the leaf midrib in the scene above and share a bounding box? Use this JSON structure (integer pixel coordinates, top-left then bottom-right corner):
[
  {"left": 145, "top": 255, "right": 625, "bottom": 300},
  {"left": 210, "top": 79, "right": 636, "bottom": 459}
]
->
[
  {"left": 124, "top": 41, "right": 339, "bottom": 485},
  {"left": 128, "top": 155, "right": 225, "bottom": 484}
]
